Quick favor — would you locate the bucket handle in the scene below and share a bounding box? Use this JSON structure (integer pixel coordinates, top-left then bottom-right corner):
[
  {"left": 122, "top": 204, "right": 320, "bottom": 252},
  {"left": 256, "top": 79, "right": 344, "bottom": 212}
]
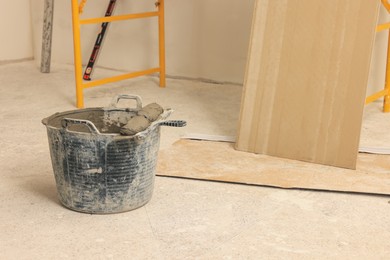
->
[
  {"left": 109, "top": 94, "right": 142, "bottom": 110},
  {"left": 129, "top": 108, "right": 185, "bottom": 139},
  {"left": 61, "top": 118, "right": 100, "bottom": 134},
  {"left": 134, "top": 120, "right": 187, "bottom": 140},
  {"left": 159, "top": 120, "right": 187, "bottom": 127}
]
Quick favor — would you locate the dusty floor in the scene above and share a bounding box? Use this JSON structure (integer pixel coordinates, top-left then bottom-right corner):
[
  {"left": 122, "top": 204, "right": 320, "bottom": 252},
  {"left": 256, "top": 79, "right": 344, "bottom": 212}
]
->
[{"left": 1, "top": 61, "right": 390, "bottom": 259}]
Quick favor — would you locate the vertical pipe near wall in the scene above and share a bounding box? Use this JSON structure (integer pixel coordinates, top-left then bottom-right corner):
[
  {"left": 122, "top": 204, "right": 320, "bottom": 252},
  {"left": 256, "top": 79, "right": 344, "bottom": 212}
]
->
[
  {"left": 71, "top": 0, "right": 85, "bottom": 108},
  {"left": 383, "top": 30, "right": 390, "bottom": 112},
  {"left": 158, "top": 0, "right": 166, "bottom": 87},
  {"left": 41, "top": 0, "right": 54, "bottom": 73}
]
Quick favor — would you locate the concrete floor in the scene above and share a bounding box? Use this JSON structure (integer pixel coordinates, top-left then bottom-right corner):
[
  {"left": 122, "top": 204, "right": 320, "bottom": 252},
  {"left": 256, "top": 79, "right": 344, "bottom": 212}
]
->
[{"left": 1, "top": 61, "right": 390, "bottom": 259}]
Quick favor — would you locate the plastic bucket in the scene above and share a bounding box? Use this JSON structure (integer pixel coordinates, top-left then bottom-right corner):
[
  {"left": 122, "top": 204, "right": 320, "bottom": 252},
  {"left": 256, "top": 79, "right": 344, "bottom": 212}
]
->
[{"left": 42, "top": 95, "right": 185, "bottom": 214}]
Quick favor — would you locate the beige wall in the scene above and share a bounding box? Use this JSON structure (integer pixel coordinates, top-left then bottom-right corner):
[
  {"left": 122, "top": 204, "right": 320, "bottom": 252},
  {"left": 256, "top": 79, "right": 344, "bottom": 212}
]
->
[
  {"left": 367, "top": 6, "right": 390, "bottom": 96},
  {"left": 30, "top": 1, "right": 389, "bottom": 92},
  {"left": 31, "top": 0, "right": 255, "bottom": 84},
  {"left": 0, "top": 1, "right": 33, "bottom": 61}
]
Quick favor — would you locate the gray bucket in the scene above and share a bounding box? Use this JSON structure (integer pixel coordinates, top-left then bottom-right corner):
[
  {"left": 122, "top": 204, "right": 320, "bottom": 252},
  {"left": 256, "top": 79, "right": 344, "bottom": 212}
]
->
[{"left": 42, "top": 95, "right": 186, "bottom": 214}]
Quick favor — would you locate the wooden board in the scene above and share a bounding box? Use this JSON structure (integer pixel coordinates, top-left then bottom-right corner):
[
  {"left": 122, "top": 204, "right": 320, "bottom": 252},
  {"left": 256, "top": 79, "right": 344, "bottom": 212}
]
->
[
  {"left": 157, "top": 140, "right": 390, "bottom": 196},
  {"left": 236, "top": 0, "right": 380, "bottom": 169}
]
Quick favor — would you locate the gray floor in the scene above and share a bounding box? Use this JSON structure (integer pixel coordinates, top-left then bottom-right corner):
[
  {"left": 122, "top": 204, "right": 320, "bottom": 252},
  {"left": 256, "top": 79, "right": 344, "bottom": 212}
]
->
[{"left": 1, "top": 61, "right": 390, "bottom": 259}]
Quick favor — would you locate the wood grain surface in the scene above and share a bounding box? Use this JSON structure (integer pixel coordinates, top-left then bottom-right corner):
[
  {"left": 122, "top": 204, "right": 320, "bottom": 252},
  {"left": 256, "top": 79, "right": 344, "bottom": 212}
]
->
[{"left": 236, "top": 0, "right": 380, "bottom": 169}]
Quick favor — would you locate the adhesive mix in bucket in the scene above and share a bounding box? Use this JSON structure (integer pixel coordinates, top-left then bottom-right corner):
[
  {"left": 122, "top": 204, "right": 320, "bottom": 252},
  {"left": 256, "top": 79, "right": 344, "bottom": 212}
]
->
[{"left": 120, "top": 103, "right": 164, "bottom": 135}]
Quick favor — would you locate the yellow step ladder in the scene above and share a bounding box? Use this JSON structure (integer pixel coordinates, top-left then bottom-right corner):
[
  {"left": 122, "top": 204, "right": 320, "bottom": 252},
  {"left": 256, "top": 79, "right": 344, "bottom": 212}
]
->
[
  {"left": 366, "top": 0, "right": 390, "bottom": 112},
  {"left": 71, "top": 0, "right": 166, "bottom": 108}
]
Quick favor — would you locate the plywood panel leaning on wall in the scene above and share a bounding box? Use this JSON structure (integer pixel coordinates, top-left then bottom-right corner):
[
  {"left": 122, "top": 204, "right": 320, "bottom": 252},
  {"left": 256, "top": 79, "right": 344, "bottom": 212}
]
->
[{"left": 236, "top": 0, "right": 380, "bottom": 169}]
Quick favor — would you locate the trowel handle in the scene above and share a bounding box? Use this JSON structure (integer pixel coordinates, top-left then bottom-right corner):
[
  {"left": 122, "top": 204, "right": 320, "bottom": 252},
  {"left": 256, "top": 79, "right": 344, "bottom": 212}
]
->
[
  {"left": 159, "top": 120, "right": 187, "bottom": 127},
  {"left": 61, "top": 118, "right": 100, "bottom": 134},
  {"left": 109, "top": 94, "right": 142, "bottom": 110}
]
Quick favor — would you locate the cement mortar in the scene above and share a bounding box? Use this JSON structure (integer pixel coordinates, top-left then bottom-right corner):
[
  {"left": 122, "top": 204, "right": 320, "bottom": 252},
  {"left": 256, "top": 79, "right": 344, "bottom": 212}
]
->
[
  {"left": 120, "top": 115, "right": 151, "bottom": 136},
  {"left": 119, "top": 103, "right": 164, "bottom": 136},
  {"left": 138, "top": 103, "right": 164, "bottom": 122}
]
